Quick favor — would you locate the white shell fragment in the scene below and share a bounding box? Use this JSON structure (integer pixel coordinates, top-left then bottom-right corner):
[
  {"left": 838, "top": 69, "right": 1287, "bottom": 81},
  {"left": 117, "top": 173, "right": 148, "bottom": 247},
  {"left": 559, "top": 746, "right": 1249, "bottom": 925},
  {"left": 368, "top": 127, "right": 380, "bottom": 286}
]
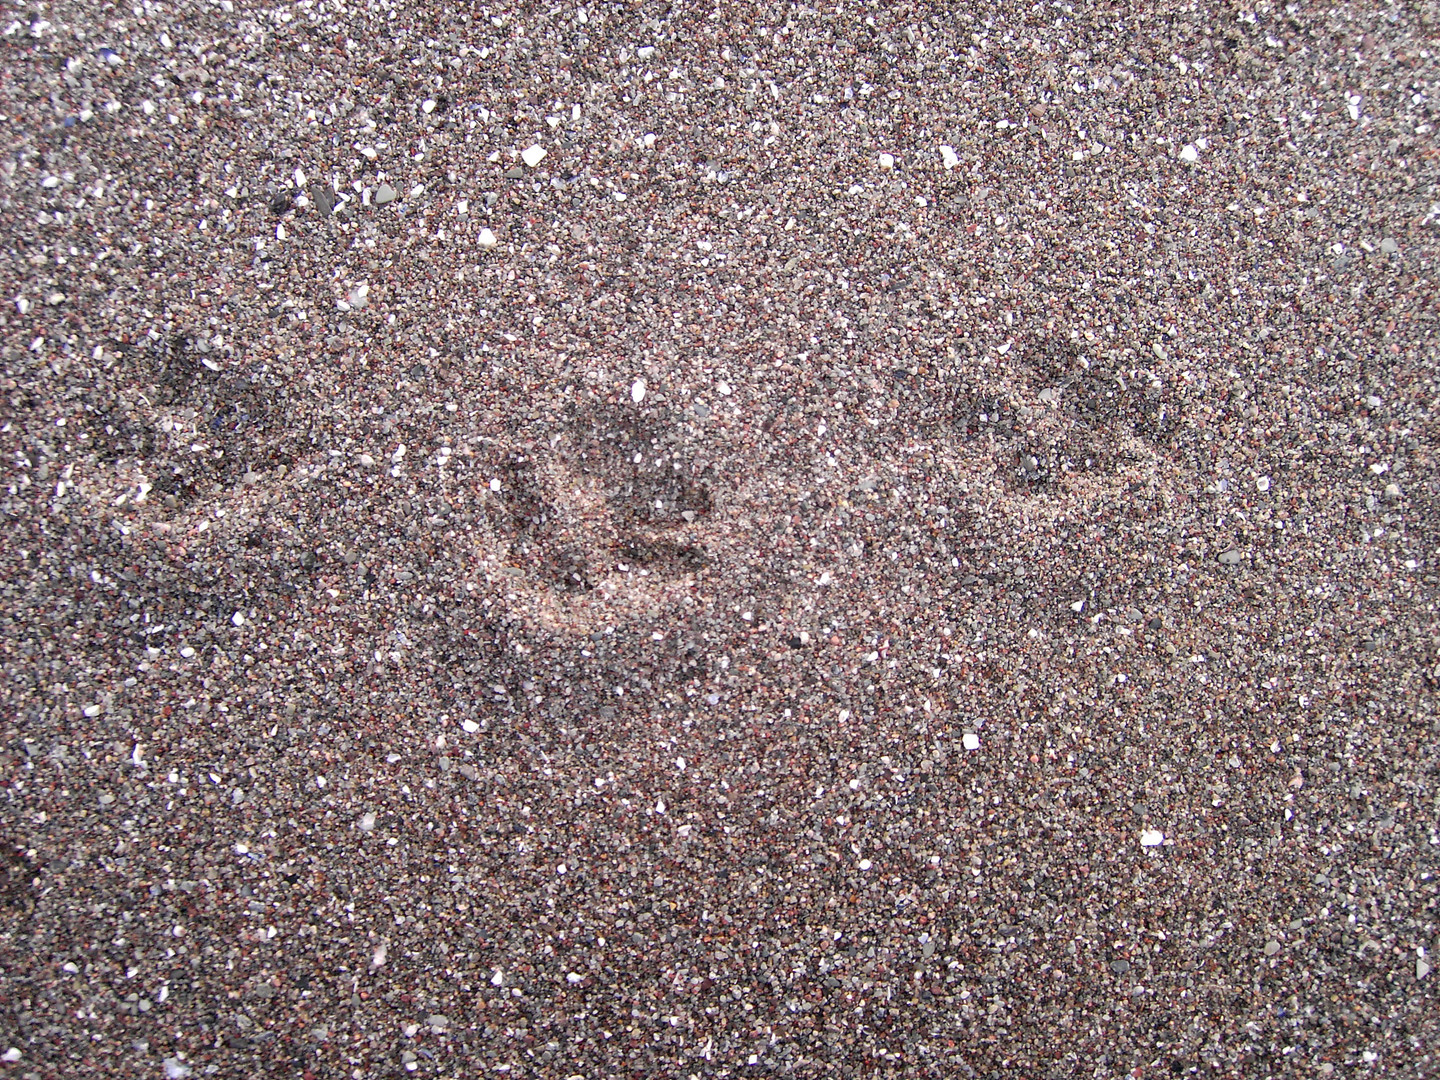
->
[
  {"left": 478, "top": 228, "right": 498, "bottom": 250},
  {"left": 1140, "top": 830, "right": 1165, "bottom": 847},
  {"left": 631, "top": 378, "right": 647, "bottom": 404},
  {"left": 521, "top": 144, "right": 547, "bottom": 167}
]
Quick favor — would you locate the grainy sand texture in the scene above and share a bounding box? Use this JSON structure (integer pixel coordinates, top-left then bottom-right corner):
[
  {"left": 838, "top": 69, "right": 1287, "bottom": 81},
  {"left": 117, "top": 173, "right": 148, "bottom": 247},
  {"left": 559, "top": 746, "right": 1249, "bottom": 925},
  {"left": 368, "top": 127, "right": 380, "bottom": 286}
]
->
[{"left": 1, "top": 2, "right": 1437, "bottom": 1077}]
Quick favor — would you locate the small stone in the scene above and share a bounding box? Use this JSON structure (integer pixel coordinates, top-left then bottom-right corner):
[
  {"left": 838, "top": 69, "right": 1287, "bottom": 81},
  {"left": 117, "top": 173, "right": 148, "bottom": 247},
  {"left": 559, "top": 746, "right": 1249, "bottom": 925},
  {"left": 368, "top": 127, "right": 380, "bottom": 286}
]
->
[
  {"left": 858, "top": 859, "right": 872, "bottom": 871},
  {"left": 1218, "top": 549, "right": 1243, "bottom": 566},
  {"left": 1179, "top": 143, "right": 1199, "bottom": 163},
  {"left": 374, "top": 183, "right": 397, "bottom": 206},
  {"left": 504, "top": 166, "right": 524, "bottom": 179},
  {"left": 521, "top": 144, "right": 548, "bottom": 167},
  {"left": 83, "top": 703, "right": 103, "bottom": 717},
  {"left": 692, "top": 400, "right": 711, "bottom": 420},
  {"left": 878, "top": 153, "right": 895, "bottom": 170},
  {"left": 478, "top": 228, "right": 499, "bottom": 250},
  {"left": 359, "top": 812, "right": 376, "bottom": 832},
  {"left": 1384, "top": 483, "right": 1401, "bottom": 502},
  {"left": 1140, "top": 830, "right": 1164, "bottom": 847},
  {"left": 1256, "top": 476, "right": 1270, "bottom": 493},
  {"left": 962, "top": 733, "right": 980, "bottom": 751},
  {"left": 1419, "top": 958, "right": 1431, "bottom": 980},
  {"left": 461, "top": 719, "right": 480, "bottom": 733},
  {"left": 232, "top": 611, "right": 245, "bottom": 627},
  {"left": 310, "top": 184, "right": 335, "bottom": 217},
  {"left": 631, "top": 378, "right": 647, "bottom": 404},
  {"left": 1110, "top": 959, "right": 1130, "bottom": 974},
  {"left": 421, "top": 99, "right": 437, "bottom": 114},
  {"left": 1381, "top": 237, "right": 1398, "bottom": 254},
  {"left": 426, "top": 1014, "right": 448, "bottom": 1030},
  {"left": 1264, "top": 940, "right": 1281, "bottom": 956}
]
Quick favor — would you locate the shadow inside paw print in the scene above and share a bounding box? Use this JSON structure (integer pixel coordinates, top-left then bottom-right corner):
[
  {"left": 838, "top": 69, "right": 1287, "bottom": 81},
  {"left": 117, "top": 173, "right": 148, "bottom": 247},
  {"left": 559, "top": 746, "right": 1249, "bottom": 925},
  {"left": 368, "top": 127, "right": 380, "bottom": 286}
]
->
[
  {"left": 566, "top": 402, "right": 715, "bottom": 528},
  {"left": 0, "top": 845, "right": 35, "bottom": 919},
  {"left": 473, "top": 404, "right": 718, "bottom": 608}
]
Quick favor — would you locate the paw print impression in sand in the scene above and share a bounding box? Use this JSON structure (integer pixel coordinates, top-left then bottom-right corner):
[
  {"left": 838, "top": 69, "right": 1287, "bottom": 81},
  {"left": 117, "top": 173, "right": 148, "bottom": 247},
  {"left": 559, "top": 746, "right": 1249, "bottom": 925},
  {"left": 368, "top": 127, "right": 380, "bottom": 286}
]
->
[{"left": 471, "top": 399, "right": 718, "bottom": 634}]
